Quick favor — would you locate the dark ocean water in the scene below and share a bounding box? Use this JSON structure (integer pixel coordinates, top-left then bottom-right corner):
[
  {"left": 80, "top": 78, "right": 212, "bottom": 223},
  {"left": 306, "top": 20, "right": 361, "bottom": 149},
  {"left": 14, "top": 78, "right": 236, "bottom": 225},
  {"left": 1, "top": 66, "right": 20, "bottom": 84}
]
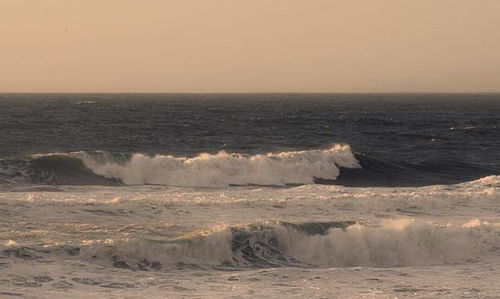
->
[{"left": 0, "top": 93, "right": 499, "bottom": 186}]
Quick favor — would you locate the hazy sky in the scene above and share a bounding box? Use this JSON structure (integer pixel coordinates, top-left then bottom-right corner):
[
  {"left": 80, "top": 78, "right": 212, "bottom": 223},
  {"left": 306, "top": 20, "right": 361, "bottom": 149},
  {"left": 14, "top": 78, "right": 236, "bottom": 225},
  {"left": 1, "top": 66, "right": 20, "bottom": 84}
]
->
[{"left": 1, "top": 0, "right": 499, "bottom": 92}]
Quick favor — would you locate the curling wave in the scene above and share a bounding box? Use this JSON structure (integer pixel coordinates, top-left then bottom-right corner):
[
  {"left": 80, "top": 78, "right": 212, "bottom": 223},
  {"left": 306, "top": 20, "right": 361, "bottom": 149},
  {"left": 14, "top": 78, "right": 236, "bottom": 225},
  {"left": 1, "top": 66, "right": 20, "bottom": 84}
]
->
[
  {"left": 0, "top": 144, "right": 497, "bottom": 187},
  {"left": 77, "top": 144, "right": 359, "bottom": 186}
]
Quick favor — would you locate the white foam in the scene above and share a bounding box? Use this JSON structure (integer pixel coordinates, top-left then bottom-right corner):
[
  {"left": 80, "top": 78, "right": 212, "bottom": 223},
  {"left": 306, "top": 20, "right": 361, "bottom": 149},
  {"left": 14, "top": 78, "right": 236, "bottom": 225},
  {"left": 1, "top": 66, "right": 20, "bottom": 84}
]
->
[
  {"left": 276, "top": 220, "right": 496, "bottom": 267},
  {"left": 78, "top": 144, "right": 359, "bottom": 186},
  {"left": 80, "top": 231, "right": 233, "bottom": 267},
  {"left": 76, "top": 220, "right": 499, "bottom": 269}
]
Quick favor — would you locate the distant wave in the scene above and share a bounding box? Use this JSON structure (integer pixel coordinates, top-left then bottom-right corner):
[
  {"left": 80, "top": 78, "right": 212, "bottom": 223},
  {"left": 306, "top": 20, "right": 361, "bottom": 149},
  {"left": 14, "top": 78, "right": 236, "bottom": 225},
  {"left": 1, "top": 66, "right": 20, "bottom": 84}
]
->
[
  {"left": 0, "top": 144, "right": 497, "bottom": 187},
  {"left": 3, "top": 220, "right": 498, "bottom": 269}
]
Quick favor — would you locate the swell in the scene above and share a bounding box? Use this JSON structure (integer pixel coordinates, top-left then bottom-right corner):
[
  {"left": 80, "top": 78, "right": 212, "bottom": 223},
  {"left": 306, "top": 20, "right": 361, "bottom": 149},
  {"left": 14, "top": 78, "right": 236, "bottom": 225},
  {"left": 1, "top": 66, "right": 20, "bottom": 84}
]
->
[
  {"left": 2, "top": 220, "right": 498, "bottom": 269},
  {"left": 0, "top": 154, "right": 121, "bottom": 186},
  {"left": 0, "top": 144, "right": 497, "bottom": 187},
  {"left": 327, "top": 154, "right": 498, "bottom": 187}
]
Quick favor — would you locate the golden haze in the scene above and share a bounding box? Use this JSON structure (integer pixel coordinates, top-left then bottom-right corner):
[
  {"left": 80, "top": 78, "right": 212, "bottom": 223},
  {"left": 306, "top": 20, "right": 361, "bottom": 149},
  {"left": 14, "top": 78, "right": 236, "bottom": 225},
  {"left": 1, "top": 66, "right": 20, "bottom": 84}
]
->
[{"left": 1, "top": 0, "right": 499, "bottom": 92}]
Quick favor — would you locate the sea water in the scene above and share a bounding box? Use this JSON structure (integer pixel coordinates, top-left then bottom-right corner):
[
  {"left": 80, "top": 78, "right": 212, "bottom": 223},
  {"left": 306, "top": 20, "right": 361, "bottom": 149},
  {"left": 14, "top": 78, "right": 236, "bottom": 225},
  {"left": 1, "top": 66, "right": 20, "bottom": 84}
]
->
[{"left": 0, "top": 94, "right": 499, "bottom": 298}]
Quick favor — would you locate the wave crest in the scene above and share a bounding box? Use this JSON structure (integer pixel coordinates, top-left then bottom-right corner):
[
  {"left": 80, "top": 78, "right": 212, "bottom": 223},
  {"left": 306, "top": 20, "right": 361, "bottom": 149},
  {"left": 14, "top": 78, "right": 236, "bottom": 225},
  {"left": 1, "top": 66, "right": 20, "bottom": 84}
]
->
[
  {"left": 78, "top": 144, "right": 359, "bottom": 186},
  {"left": 1, "top": 144, "right": 496, "bottom": 187}
]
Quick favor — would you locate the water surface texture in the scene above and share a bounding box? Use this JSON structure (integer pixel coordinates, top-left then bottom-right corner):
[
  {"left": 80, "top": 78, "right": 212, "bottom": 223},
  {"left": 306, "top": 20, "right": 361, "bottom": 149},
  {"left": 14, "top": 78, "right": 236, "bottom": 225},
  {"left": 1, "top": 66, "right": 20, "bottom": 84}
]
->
[{"left": 0, "top": 94, "right": 499, "bottom": 298}]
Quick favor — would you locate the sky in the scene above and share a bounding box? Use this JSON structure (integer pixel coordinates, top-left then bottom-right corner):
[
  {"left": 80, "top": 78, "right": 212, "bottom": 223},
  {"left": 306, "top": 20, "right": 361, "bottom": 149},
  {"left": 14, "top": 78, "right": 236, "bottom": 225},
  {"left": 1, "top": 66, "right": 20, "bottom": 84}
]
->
[{"left": 1, "top": 0, "right": 499, "bottom": 93}]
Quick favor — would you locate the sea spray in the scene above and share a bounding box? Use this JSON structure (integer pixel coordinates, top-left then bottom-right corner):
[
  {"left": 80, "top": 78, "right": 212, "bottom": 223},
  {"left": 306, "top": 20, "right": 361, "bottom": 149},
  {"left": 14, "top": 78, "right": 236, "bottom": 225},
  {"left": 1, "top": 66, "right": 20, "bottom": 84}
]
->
[{"left": 78, "top": 144, "right": 359, "bottom": 186}]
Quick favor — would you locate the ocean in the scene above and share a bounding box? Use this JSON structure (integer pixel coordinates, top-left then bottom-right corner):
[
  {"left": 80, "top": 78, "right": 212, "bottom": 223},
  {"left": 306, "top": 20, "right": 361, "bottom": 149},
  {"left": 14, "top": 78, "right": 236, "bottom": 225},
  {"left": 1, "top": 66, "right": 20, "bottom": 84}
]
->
[{"left": 0, "top": 93, "right": 499, "bottom": 298}]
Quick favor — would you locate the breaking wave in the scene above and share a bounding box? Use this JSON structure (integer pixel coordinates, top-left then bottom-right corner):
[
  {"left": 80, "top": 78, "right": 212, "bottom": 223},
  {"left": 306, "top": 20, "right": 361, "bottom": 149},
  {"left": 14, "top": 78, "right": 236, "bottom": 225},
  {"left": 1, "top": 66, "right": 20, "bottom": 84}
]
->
[
  {"left": 0, "top": 145, "right": 359, "bottom": 187},
  {"left": 3, "top": 220, "right": 498, "bottom": 269},
  {"left": 72, "top": 219, "right": 500, "bottom": 269},
  {"left": 78, "top": 144, "right": 358, "bottom": 186},
  {"left": 0, "top": 144, "right": 497, "bottom": 187}
]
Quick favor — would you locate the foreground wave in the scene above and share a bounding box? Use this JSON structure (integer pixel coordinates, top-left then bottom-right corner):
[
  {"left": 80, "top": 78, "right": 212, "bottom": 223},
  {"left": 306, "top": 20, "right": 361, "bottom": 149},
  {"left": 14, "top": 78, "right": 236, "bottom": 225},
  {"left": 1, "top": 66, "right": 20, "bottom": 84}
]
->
[
  {"left": 0, "top": 144, "right": 497, "bottom": 187},
  {"left": 2, "top": 220, "right": 498, "bottom": 269}
]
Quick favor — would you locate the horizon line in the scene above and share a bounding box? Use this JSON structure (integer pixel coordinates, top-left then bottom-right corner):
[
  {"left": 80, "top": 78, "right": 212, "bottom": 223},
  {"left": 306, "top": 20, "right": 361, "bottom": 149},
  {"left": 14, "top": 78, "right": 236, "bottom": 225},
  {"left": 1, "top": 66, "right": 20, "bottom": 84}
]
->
[{"left": 1, "top": 91, "right": 500, "bottom": 95}]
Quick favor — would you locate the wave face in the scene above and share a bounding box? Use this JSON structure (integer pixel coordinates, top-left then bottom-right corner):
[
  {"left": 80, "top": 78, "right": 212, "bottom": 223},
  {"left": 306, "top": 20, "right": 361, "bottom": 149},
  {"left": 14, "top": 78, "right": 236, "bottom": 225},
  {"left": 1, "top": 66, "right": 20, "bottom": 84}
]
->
[
  {"left": 0, "top": 144, "right": 497, "bottom": 187},
  {"left": 330, "top": 154, "right": 498, "bottom": 187},
  {"left": 0, "top": 154, "right": 121, "bottom": 186},
  {"left": 7, "top": 220, "right": 494, "bottom": 270}
]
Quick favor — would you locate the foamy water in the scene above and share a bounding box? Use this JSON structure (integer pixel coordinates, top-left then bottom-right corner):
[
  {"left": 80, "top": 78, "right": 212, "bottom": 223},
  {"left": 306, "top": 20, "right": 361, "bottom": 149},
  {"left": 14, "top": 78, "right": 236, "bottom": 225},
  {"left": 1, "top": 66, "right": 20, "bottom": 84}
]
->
[{"left": 1, "top": 176, "right": 499, "bottom": 298}]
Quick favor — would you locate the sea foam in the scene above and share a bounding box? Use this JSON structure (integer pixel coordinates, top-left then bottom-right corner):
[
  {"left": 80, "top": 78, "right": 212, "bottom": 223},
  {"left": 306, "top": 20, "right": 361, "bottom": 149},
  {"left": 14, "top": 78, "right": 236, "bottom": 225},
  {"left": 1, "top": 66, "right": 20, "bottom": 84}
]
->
[
  {"left": 77, "top": 220, "right": 498, "bottom": 269},
  {"left": 78, "top": 144, "right": 359, "bottom": 186}
]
